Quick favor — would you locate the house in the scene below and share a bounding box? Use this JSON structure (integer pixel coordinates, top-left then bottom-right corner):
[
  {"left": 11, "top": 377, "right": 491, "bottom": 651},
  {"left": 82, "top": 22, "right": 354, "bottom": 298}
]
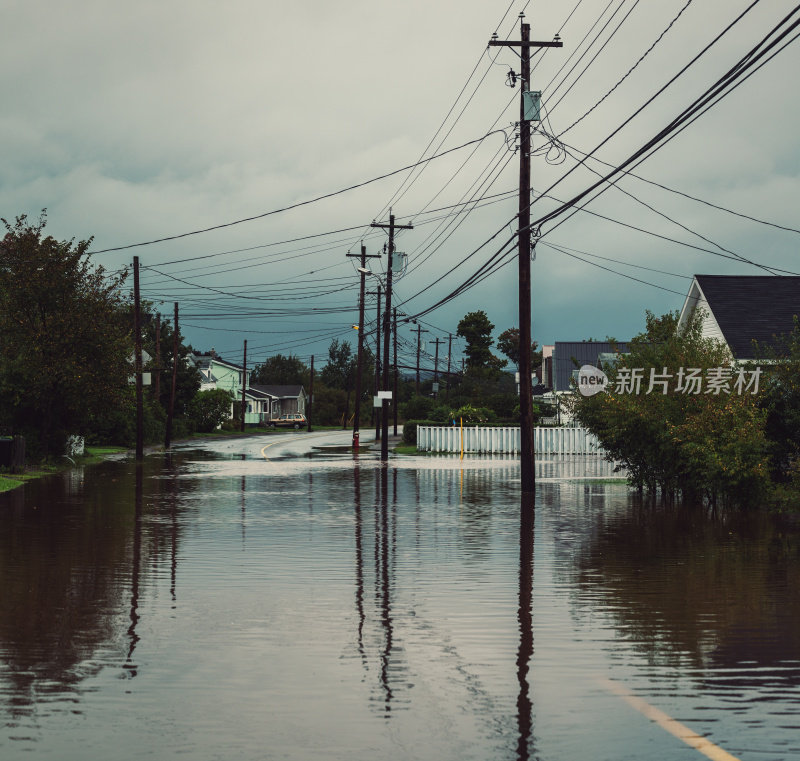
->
[
  {"left": 245, "top": 385, "right": 277, "bottom": 425},
  {"left": 536, "top": 341, "right": 629, "bottom": 424},
  {"left": 251, "top": 384, "right": 307, "bottom": 418},
  {"left": 190, "top": 351, "right": 251, "bottom": 420},
  {"left": 678, "top": 275, "right": 800, "bottom": 360},
  {"left": 549, "top": 341, "right": 630, "bottom": 393}
]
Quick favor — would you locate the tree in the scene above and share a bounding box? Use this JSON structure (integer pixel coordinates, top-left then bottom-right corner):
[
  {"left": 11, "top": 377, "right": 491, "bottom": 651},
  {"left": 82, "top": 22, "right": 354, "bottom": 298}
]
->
[
  {"left": 189, "top": 389, "right": 234, "bottom": 432},
  {"left": 568, "top": 309, "right": 771, "bottom": 506},
  {"left": 457, "top": 311, "right": 506, "bottom": 370},
  {"left": 137, "top": 304, "right": 201, "bottom": 418},
  {"left": 497, "top": 327, "right": 541, "bottom": 371},
  {"left": 754, "top": 317, "right": 800, "bottom": 484},
  {"left": 251, "top": 354, "right": 308, "bottom": 386},
  {"left": 0, "top": 212, "right": 131, "bottom": 456},
  {"left": 320, "top": 339, "right": 357, "bottom": 428}
]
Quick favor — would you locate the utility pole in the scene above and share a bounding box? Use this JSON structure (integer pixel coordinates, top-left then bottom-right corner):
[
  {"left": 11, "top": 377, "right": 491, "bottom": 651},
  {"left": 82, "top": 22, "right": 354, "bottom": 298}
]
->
[
  {"left": 446, "top": 333, "right": 453, "bottom": 401},
  {"left": 307, "top": 355, "right": 314, "bottom": 432},
  {"left": 412, "top": 323, "right": 428, "bottom": 394},
  {"left": 240, "top": 339, "right": 247, "bottom": 432},
  {"left": 393, "top": 308, "right": 399, "bottom": 436},
  {"left": 133, "top": 256, "right": 144, "bottom": 460},
  {"left": 431, "top": 337, "right": 445, "bottom": 394},
  {"left": 165, "top": 302, "right": 179, "bottom": 449},
  {"left": 154, "top": 313, "right": 161, "bottom": 401},
  {"left": 489, "top": 16, "right": 562, "bottom": 496},
  {"left": 371, "top": 211, "right": 413, "bottom": 462},
  {"left": 367, "top": 287, "right": 382, "bottom": 441},
  {"left": 347, "top": 243, "right": 381, "bottom": 448}
]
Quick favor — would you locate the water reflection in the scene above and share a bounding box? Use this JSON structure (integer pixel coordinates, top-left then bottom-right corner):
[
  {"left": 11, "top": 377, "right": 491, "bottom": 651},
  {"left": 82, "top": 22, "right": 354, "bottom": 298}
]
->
[
  {"left": 0, "top": 452, "right": 797, "bottom": 761},
  {"left": 123, "top": 464, "right": 143, "bottom": 677},
  {"left": 516, "top": 493, "right": 535, "bottom": 761}
]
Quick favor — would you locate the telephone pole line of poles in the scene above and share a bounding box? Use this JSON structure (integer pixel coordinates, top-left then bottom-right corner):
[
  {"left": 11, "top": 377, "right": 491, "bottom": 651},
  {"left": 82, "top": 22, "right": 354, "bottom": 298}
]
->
[
  {"left": 393, "top": 308, "right": 399, "bottom": 436},
  {"left": 133, "top": 256, "right": 144, "bottom": 461},
  {"left": 412, "top": 324, "right": 428, "bottom": 394},
  {"left": 307, "top": 355, "right": 314, "bottom": 432},
  {"left": 446, "top": 333, "right": 453, "bottom": 401},
  {"left": 347, "top": 243, "right": 381, "bottom": 448},
  {"left": 165, "top": 302, "right": 179, "bottom": 449},
  {"left": 367, "top": 287, "right": 382, "bottom": 441},
  {"left": 240, "top": 339, "right": 247, "bottom": 432},
  {"left": 371, "top": 211, "right": 412, "bottom": 463},
  {"left": 489, "top": 16, "right": 562, "bottom": 496},
  {"left": 431, "top": 337, "right": 444, "bottom": 391}
]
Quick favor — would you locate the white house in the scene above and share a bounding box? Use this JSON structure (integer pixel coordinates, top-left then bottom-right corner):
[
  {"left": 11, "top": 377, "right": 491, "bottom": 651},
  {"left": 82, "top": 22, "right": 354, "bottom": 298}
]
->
[{"left": 678, "top": 275, "right": 800, "bottom": 360}]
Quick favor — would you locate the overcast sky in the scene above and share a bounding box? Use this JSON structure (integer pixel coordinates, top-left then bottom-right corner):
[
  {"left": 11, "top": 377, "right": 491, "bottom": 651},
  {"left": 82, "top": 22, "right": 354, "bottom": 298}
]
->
[{"left": 3, "top": 0, "right": 800, "bottom": 371}]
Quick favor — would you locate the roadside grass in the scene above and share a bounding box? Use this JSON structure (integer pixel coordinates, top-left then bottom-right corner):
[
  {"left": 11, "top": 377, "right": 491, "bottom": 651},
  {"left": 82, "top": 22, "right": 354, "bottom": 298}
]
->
[{"left": 393, "top": 444, "right": 418, "bottom": 455}]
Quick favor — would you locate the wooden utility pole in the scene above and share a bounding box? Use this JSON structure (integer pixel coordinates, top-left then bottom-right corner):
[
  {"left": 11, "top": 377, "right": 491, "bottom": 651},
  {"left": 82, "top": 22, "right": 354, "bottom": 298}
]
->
[
  {"left": 240, "top": 339, "right": 247, "bottom": 432},
  {"left": 446, "top": 333, "right": 453, "bottom": 400},
  {"left": 165, "top": 302, "right": 179, "bottom": 449},
  {"left": 367, "top": 287, "right": 382, "bottom": 441},
  {"left": 371, "top": 212, "right": 413, "bottom": 462},
  {"left": 489, "top": 17, "right": 562, "bottom": 495},
  {"left": 393, "top": 308, "right": 399, "bottom": 436},
  {"left": 307, "top": 355, "right": 314, "bottom": 432},
  {"left": 431, "top": 337, "right": 444, "bottom": 390},
  {"left": 133, "top": 256, "right": 144, "bottom": 460},
  {"left": 412, "top": 323, "right": 428, "bottom": 394},
  {"left": 154, "top": 313, "right": 161, "bottom": 401},
  {"left": 347, "top": 243, "right": 381, "bottom": 448}
]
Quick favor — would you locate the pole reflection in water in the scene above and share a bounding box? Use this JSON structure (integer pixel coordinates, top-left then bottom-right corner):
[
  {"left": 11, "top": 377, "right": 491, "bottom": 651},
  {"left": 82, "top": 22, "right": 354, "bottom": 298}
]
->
[
  {"left": 517, "top": 492, "right": 536, "bottom": 761},
  {"left": 240, "top": 473, "right": 246, "bottom": 549},
  {"left": 124, "top": 463, "right": 144, "bottom": 678},
  {"left": 379, "top": 466, "right": 394, "bottom": 714},
  {"left": 169, "top": 454, "right": 178, "bottom": 606},
  {"left": 354, "top": 463, "right": 367, "bottom": 665}
]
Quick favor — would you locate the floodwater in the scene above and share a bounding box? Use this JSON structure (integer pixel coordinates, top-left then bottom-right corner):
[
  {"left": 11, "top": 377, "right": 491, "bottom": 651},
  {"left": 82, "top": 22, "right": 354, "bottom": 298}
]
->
[{"left": 0, "top": 434, "right": 798, "bottom": 761}]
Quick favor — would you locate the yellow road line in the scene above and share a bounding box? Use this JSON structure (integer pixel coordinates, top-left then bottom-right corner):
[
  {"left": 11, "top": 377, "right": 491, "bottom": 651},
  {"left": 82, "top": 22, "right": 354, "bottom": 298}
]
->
[{"left": 598, "top": 678, "right": 741, "bottom": 761}]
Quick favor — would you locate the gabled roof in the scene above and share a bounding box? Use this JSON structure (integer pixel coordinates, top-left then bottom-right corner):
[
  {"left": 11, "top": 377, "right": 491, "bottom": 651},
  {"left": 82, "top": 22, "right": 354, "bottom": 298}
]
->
[
  {"left": 552, "top": 341, "right": 629, "bottom": 391},
  {"left": 190, "top": 352, "right": 244, "bottom": 372},
  {"left": 247, "top": 386, "right": 277, "bottom": 400},
  {"left": 251, "top": 384, "right": 305, "bottom": 399},
  {"left": 681, "top": 275, "right": 800, "bottom": 358}
]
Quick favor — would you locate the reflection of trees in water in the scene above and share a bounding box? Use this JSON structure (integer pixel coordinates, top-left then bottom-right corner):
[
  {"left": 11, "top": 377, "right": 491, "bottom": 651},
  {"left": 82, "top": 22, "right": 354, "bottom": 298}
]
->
[
  {"left": 0, "top": 454, "right": 198, "bottom": 715},
  {"left": 569, "top": 498, "right": 800, "bottom": 670}
]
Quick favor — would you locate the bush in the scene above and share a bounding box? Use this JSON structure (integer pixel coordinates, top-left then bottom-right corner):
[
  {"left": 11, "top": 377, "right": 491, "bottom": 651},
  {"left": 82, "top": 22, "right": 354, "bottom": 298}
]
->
[
  {"left": 401, "top": 395, "right": 435, "bottom": 421},
  {"left": 402, "top": 419, "right": 447, "bottom": 445},
  {"left": 189, "top": 389, "right": 233, "bottom": 433}
]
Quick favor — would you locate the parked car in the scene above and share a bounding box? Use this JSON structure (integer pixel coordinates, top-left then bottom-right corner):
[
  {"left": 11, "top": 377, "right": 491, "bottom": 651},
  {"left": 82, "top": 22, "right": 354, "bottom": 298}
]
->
[{"left": 270, "top": 413, "right": 306, "bottom": 429}]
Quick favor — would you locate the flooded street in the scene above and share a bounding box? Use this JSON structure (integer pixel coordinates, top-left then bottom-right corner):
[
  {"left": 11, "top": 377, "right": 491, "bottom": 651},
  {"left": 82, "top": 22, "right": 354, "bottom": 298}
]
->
[{"left": 1, "top": 432, "right": 798, "bottom": 760}]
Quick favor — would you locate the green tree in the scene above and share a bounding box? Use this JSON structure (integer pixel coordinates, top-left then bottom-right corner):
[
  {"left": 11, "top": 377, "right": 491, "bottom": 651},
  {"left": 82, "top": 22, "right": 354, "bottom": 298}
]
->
[
  {"left": 251, "top": 353, "right": 308, "bottom": 386},
  {"left": 321, "top": 339, "right": 357, "bottom": 428},
  {"left": 568, "top": 309, "right": 770, "bottom": 506},
  {"left": 457, "top": 311, "right": 506, "bottom": 370},
  {"left": 754, "top": 317, "right": 800, "bottom": 484},
  {"left": 138, "top": 305, "right": 201, "bottom": 418},
  {"left": 189, "top": 389, "right": 233, "bottom": 432},
  {"left": 497, "top": 326, "right": 541, "bottom": 371},
  {"left": 0, "top": 212, "right": 131, "bottom": 456}
]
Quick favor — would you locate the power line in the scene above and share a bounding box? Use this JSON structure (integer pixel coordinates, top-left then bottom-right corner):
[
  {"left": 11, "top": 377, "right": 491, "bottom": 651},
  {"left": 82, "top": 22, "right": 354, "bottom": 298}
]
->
[{"left": 88, "top": 130, "right": 506, "bottom": 254}]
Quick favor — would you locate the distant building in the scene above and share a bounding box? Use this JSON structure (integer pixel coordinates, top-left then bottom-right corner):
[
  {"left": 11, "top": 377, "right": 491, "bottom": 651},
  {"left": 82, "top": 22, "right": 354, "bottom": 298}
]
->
[{"left": 550, "top": 341, "right": 629, "bottom": 393}]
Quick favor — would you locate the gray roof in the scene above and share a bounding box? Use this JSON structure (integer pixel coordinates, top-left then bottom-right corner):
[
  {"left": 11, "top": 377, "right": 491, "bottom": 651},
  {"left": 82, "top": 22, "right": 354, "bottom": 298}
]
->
[
  {"left": 695, "top": 275, "right": 800, "bottom": 358},
  {"left": 250, "top": 384, "right": 304, "bottom": 399},
  {"left": 552, "top": 341, "right": 629, "bottom": 391}
]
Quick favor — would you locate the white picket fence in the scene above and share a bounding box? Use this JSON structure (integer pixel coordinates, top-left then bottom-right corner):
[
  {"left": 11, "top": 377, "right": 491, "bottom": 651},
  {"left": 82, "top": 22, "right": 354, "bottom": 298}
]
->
[{"left": 417, "top": 425, "right": 605, "bottom": 455}]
